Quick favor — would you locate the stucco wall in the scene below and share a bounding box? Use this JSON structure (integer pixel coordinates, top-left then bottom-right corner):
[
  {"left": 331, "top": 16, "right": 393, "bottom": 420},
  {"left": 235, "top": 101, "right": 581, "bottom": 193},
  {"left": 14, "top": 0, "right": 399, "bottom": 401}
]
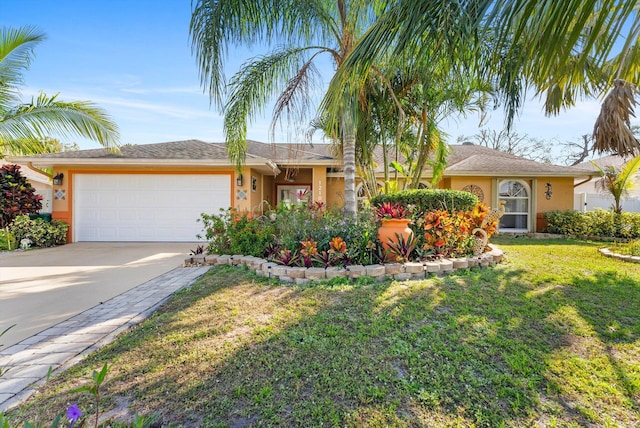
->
[
  {"left": 448, "top": 177, "right": 493, "bottom": 206},
  {"left": 536, "top": 177, "right": 574, "bottom": 212}
]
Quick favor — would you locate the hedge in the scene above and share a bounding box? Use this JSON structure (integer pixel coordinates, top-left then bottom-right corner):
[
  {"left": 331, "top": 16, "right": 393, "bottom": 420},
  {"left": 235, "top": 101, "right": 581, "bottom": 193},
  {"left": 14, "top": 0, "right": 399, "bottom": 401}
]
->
[
  {"left": 544, "top": 209, "right": 640, "bottom": 239},
  {"left": 370, "top": 189, "right": 478, "bottom": 217}
]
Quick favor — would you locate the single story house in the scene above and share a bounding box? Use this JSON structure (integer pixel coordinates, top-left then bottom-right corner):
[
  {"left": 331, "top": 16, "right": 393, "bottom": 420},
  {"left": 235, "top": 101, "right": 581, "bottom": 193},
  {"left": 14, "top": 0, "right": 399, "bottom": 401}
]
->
[{"left": 8, "top": 140, "right": 590, "bottom": 242}]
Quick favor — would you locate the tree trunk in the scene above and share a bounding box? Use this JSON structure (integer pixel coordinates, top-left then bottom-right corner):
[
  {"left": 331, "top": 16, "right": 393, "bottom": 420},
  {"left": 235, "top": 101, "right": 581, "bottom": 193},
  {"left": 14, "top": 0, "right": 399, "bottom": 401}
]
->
[{"left": 342, "top": 104, "right": 357, "bottom": 217}]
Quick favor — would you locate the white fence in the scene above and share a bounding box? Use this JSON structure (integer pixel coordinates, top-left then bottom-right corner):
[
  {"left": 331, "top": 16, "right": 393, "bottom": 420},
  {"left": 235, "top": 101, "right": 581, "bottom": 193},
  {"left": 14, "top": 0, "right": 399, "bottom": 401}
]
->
[{"left": 574, "top": 192, "right": 640, "bottom": 213}]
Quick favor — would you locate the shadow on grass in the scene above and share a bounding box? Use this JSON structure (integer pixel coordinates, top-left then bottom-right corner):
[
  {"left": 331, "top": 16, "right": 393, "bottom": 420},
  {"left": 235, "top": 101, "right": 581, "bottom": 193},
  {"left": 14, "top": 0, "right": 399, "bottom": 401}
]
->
[{"left": 8, "top": 258, "right": 640, "bottom": 427}]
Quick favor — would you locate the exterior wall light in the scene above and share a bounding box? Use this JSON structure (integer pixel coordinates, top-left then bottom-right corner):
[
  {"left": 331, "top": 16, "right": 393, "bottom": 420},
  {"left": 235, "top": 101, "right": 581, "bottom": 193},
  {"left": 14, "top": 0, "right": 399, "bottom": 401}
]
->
[
  {"left": 53, "top": 173, "right": 64, "bottom": 186},
  {"left": 236, "top": 174, "right": 243, "bottom": 187},
  {"left": 545, "top": 182, "right": 552, "bottom": 200}
]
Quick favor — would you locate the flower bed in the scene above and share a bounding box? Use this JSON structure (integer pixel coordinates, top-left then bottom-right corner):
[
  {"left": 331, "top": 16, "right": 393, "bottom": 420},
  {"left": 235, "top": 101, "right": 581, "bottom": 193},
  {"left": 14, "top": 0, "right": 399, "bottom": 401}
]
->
[
  {"left": 197, "top": 194, "right": 503, "bottom": 272},
  {"left": 184, "top": 245, "right": 504, "bottom": 284}
]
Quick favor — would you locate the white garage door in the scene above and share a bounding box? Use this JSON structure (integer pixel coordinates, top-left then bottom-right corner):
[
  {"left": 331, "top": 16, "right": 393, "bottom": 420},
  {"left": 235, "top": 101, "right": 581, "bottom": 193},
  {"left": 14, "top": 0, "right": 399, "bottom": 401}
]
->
[{"left": 74, "top": 174, "right": 230, "bottom": 242}]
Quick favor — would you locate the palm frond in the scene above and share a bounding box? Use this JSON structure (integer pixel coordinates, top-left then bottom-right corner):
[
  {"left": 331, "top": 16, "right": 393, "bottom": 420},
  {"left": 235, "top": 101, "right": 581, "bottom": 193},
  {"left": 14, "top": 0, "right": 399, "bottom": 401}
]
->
[
  {"left": 223, "top": 46, "right": 324, "bottom": 169},
  {"left": 190, "top": 0, "right": 335, "bottom": 107},
  {"left": 0, "top": 92, "right": 120, "bottom": 153},
  {"left": 0, "top": 26, "right": 46, "bottom": 110},
  {"left": 593, "top": 79, "right": 640, "bottom": 156}
]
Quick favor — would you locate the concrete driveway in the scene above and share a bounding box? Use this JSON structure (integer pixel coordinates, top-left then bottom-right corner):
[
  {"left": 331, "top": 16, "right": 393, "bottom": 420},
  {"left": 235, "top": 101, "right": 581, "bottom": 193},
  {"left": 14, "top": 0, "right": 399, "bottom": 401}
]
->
[{"left": 0, "top": 243, "right": 196, "bottom": 348}]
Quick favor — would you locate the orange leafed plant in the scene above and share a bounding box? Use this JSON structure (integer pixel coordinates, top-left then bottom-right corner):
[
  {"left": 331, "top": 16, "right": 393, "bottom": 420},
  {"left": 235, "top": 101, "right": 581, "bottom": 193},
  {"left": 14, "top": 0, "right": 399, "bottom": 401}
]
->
[{"left": 329, "top": 237, "right": 347, "bottom": 253}]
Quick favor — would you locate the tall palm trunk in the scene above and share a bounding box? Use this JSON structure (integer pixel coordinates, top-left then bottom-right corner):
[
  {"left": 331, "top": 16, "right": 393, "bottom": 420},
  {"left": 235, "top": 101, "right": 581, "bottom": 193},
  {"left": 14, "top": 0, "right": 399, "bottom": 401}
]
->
[{"left": 341, "top": 98, "right": 357, "bottom": 217}]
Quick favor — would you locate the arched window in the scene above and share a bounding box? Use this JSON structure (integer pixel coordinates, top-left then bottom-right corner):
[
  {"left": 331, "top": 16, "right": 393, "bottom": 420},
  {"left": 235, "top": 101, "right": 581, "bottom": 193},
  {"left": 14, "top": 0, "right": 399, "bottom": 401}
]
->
[{"left": 498, "top": 180, "right": 530, "bottom": 232}]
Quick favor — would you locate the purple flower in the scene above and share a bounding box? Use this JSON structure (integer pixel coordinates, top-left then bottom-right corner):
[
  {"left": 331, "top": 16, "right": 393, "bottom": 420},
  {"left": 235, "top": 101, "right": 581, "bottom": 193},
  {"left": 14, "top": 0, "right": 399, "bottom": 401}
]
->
[{"left": 67, "top": 404, "right": 82, "bottom": 423}]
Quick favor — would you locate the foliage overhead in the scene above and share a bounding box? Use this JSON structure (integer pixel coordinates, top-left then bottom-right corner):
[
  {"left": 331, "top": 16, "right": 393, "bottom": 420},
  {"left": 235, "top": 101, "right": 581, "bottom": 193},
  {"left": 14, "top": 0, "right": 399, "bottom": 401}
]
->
[{"left": 0, "top": 26, "right": 120, "bottom": 157}]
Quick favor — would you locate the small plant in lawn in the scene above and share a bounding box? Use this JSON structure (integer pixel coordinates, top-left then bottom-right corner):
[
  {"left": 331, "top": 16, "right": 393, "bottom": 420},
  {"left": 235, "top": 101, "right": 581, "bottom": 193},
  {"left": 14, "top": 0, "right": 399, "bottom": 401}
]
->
[
  {"left": 0, "top": 228, "right": 15, "bottom": 251},
  {"left": 1, "top": 363, "right": 156, "bottom": 427}
]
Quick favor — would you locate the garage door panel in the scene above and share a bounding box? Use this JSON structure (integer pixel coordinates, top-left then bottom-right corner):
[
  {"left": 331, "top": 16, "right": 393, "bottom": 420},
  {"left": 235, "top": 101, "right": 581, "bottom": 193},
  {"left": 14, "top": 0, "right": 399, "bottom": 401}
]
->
[{"left": 74, "top": 174, "right": 230, "bottom": 242}]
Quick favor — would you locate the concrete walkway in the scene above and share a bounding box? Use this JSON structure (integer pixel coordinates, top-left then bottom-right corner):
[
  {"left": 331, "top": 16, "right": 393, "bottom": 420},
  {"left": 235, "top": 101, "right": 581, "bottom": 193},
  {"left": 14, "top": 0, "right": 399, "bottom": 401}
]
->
[{"left": 0, "top": 266, "right": 209, "bottom": 412}]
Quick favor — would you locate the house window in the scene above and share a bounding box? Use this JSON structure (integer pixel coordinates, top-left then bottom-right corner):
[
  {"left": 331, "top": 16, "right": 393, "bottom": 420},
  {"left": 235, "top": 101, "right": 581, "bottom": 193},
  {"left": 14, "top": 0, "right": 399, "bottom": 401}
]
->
[
  {"left": 277, "top": 185, "right": 311, "bottom": 206},
  {"left": 498, "top": 180, "right": 530, "bottom": 232}
]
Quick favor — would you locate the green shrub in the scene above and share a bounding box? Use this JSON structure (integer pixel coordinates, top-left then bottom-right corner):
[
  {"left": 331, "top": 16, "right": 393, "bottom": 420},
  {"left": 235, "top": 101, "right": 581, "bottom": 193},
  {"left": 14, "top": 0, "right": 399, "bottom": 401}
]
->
[
  {"left": 370, "top": 189, "right": 478, "bottom": 218},
  {"left": 544, "top": 209, "right": 640, "bottom": 238},
  {"left": 9, "top": 215, "right": 69, "bottom": 248},
  {"left": 198, "top": 209, "right": 276, "bottom": 256},
  {"left": 199, "top": 204, "right": 381, "bottom": 266}
]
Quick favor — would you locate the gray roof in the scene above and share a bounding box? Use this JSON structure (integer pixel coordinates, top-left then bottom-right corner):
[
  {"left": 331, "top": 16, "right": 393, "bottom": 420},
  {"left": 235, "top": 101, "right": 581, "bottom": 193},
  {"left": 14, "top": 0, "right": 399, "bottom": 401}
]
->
[
  {"left": 25, "top": 139, "right": 231, "bottom": 160},
  {"left": 9, "top": 139, "right": 590, "bottom": 177},
  {"left": 444, "top": 144, "right": 585, "bottom": 176}
]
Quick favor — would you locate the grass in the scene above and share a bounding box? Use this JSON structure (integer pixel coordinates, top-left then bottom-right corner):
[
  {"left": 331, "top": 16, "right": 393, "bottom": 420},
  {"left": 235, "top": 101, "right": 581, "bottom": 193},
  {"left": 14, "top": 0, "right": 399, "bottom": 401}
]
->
[
  {"left": 609, "top": 239, "right": 640, "bottom": 256},
  {"left": 5, "top": 236, "right": 640, "bottom": 427}
]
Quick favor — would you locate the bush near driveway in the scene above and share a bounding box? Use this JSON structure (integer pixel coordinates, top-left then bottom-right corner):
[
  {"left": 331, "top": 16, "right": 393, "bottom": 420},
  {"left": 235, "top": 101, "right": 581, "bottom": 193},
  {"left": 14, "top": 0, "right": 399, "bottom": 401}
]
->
[
  {"left": 4, "top": 236, "right": 640, "bottom": 427},
  {"left": 8, "top": 215, "right": 68, "bottom": 248}
]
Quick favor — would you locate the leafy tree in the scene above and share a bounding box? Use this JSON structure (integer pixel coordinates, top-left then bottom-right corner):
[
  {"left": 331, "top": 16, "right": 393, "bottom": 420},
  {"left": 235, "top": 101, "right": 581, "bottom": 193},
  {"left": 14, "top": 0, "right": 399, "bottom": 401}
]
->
[
  {"left": 329, "top": 1, "right": 640, "bottom": 157},
  {"left": 190, "top": 0, "right": 392, "bottom": 216},
  {"left": 592, "top": 155, "right": 640, "bottom": 214},
  {"left": 0, "top": 26, "right": 119, "bottom": 157},
  {"left": 0, "top": 164, "right": 42, "bottom": 228}
]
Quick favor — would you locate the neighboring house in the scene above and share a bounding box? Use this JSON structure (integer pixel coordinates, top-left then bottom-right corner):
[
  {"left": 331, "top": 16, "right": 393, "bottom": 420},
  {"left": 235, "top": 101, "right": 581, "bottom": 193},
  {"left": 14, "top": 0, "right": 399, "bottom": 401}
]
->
[
  {"left": 7, "top": 140, "right": 590, "bottom": 242},
  {"left": 13, "top": 164, "right": 53, "bottom": 214},
  {"left": 573, "top": 155, "right": 640, "bottom": 213}
]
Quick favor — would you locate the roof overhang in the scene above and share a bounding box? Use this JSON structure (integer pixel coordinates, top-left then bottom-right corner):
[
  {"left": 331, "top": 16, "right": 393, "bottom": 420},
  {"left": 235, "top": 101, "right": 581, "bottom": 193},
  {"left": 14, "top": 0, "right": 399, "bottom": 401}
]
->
[{"left": 6, "top": 156, "right": 281, "bottom": 175}]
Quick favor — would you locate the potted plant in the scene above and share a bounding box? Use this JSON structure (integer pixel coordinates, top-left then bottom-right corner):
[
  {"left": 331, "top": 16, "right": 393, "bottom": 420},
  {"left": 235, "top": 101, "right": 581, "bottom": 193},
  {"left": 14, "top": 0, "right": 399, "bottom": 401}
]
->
[{"left": 375, "top": 202, "right": 414, "bottom": 257}]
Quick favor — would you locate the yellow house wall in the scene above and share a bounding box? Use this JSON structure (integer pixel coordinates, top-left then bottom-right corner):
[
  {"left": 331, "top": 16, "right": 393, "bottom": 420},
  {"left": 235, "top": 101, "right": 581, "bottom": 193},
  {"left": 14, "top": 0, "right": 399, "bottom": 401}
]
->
[
  {"left": 535, "top": 178, "right": 574, "bottom": 212},
  {"left": 448, "top": 177, "right": 494, "bottom": 206},
  {"left": 312, "top": 166, "right": 327, "bottom": 205},
  {"left": 325, "top": 177, "right": 345, "bottom": 209}
]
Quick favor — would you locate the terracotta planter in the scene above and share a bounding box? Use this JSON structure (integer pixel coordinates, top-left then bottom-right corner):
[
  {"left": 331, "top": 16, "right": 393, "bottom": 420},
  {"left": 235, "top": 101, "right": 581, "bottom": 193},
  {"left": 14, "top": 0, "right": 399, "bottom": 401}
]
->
[{"left": 378, "top": 218, "right": 413, "bottom": 252}]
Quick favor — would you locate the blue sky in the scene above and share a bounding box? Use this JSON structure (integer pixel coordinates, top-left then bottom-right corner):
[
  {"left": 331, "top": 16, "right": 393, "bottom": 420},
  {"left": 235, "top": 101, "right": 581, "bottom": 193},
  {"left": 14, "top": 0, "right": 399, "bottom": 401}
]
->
[{"left": 2, "top": 1, "right": 605, "bottom": 152}]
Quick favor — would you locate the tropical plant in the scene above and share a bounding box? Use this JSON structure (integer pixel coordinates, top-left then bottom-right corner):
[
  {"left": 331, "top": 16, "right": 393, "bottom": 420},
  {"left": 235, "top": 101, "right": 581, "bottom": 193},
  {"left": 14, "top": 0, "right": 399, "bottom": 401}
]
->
[
  {"left": 374, "top": 202, "right": 409, "bottom": 220},
  {"left": 385, "top": 231, "right": 417, "bottom": 263},
  {"left": 190, "top": 0, "right": 399, "bottom": 217},
  {"left": 591, "top": 156, "right": 640, "bottom": 213},
  {"left": 327, "top": 1, "right": 640, "bottom": 158},
  {"left": 0, "top": 164, "right": 42, "bottom": 228},
  {"left": 0, "top": 26, "right": 119, "bottom": 157}
]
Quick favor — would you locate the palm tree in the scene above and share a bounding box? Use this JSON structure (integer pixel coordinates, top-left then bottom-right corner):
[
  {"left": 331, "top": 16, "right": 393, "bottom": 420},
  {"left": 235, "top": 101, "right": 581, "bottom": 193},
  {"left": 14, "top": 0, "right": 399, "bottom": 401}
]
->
[
  {"left": 0, "top": 26, "right": 119, "bottom": 157},
  {"left": 328, "top": 1, "right": 640, "bottom": 156},
  {"left": 190, "top": 0, "right": 394, "bottom": 216},
  {"left": 592, "top": 156, "right": 640, "bottom": 213}
]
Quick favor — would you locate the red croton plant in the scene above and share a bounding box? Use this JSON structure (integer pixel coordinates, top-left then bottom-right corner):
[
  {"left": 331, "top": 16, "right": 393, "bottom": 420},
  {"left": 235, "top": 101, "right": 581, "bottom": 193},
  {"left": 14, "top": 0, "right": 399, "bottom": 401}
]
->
[
  {"left": 0, "top": 164, "right": 43, "bottom": 228},
  {"left": 374, "top": 202, "right": 410, "bottom": 220}
]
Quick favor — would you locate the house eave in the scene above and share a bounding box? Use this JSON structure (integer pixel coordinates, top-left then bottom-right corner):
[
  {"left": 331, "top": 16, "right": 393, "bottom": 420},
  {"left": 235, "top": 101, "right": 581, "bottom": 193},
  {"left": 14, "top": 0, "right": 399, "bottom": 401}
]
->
[{"left": 6, "top": 156, "right": 280, "bottom": 174}]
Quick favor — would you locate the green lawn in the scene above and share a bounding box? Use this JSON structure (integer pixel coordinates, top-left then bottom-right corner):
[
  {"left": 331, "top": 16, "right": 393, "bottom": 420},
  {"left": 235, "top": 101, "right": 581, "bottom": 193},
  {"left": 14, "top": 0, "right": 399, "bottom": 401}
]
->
[{"left": 6, "top": 237, "right": 640, "bottom": 427}]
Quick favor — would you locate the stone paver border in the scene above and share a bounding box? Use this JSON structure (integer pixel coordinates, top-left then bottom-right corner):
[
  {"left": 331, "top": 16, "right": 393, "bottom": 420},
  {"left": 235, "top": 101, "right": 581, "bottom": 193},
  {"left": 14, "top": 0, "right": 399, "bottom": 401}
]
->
[
  {"left": 0, "top": 267, "right": 209, "bottom": 412},
  {"left": 599, "top": 248, "right": 640, "bottom": 263},
  {"left": 185, "top": 246, "right": 504, "bottom": 284}
]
